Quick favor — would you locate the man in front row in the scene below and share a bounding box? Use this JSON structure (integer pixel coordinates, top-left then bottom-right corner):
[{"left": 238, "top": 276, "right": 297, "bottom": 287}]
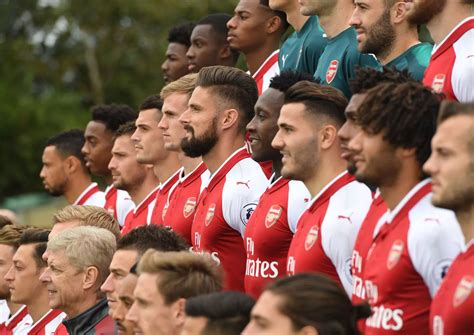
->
[
  {"left": 41, "top": 226, "right": 116, "bottom": 334},
  {"left": 5, "top": 228, "right": 65, "bottom": 334}
]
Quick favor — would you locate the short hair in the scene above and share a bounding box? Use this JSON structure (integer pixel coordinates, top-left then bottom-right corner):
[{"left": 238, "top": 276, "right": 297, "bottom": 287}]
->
[
  {"left": 91, "top": 104, "right": 137, "bottom": 133},
  {"left": 139, "top": 94, "right": 163, "bottom": 112},
  {"left": 259, "top": 0, "right": 289, "bottom": 32},
  {"left": 357, "top": 81, "right": 441, "bottom": 166},
  {"left": 138, "top": 250, "right": 222, "bottom": 305},
  {"left": 45, "top": 129, "right": 86, "bottom": 165},
  {"left": 269, "top": 70, "right": 315, "bottom": 93},
  {"left": 196, "top": 14, "right": 240, "bottom": 63},
  {"left": 167, "top": 22, "right": 196, "bottom": 47},
  {"left": 266, "top": 274, "right": 370, "bottom": 334},
  {"left": 114, "top": 121, "right": 137, "bottom": 139},
  {"left": 185, "top": 292, "right": 255, "bottom": 335},
  {"left": 0, "top": 215, "right": 14, "bottom": 229},
  {"left": 160, "top": 73, "right": 198, "bottom": 100},
  {"left": 349, "top": 66, "right": 412, "bottom": 95},
  {"left": 284, "top": 81, "right": 348, "bottom": 127},
  {"left": 47, "top": 226, "right": 116, "bottom": 291},
  {"left": 18, "top": 228, "right": 50, "bottom": 269},
  {"left": 117, "top": 225, "right": 188, "bottom": 255},
  {"left": 197, "top": 66, "right": 258, "bottom": 132},
  {"left": 0, "top": 225, "right": 30, "bottom": 249},
  {"left": 52, "top": 205, "right": 121, "bottom": 241}
]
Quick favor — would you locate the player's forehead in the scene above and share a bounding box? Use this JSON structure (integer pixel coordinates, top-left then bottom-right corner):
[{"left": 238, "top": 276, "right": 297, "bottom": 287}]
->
[
  {"left": 85, "top": 120, "right": 108, "bottom": 137},
  {"left": 235, "top": 0, "right": 263, "bottom": 12},
  {"left": 434, "top": 116, "right": 473, "bottom": 146},
  {"left": 191, "top": 24, "right": 215, "bottom": 41}
]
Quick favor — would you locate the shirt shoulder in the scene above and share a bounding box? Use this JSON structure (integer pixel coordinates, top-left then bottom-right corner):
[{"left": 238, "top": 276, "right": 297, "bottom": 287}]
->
[{"left": 452, "top": 28, "right": 474, "bottom": 102}]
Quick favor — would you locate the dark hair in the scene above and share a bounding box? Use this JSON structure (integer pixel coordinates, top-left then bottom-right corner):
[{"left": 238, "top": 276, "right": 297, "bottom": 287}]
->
[
  {"left": 196, "top": 14, "right": 240, "bottom": 63},
  {"left": 284, "top": 81, "right": 348, "bottom": 127},
  {"left": 168, "top": 22, "right": 196, "bottom": 47},
  {"left": 357, "top": 81, "right": 441, "bottom": 166},
  {"left": 139, "top": 94, "right": 163, "bottom": 112},
  {"left": 269, "top": 70, "right": 315, "bottom": 93},
  {"left": 259, "top": 0, "right": 289, "bottom": 32},
  {"left": 0, "top": 215, "right": 14, "bottom": 229},
  {"left": 197, "top": 66, "right": 258, "bottom": 133},
  {"left": 349, "top": 66, "right": 412, "bottom": 95},
  {"left": 185, "top": 292, "right": 255, "bottom": 335},
  {"left": 267, "top": 274, "right": 370, "bottom": 335},
  {"left": 46, "top": 129, "right": 86, "bottom": 165},
  {"left": 18, "top": 228, "right": 50, "bottom": 269},
  {"left": 118, "top": 225, "right": 188, "bottom": 255},
  {"left": 438, "top": 101, "right": 474, "bottom": 125},
  {"left": 91, "top": 104, "right": 137, "bottom": 133},
  {"left": 114, "top": 121, "right": 137, "bottom": 139}
]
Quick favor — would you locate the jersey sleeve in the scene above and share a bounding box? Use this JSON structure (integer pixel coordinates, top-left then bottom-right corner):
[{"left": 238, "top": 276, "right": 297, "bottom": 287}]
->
[
  {"left": 452, "top": 29, "right": 474, "bottom": 102},
  {"left": 321, "top": 182, "right": 373, "bottom": 296},
  {"left": 407, "top": 200, "right": 465, "bottom": 297},
  {"left": 116, "top": 190, "right": 135, "bottom": 227},
  {"left": 222, "top": 160, "right": 269, "bottom": 236},
  {"left": 287, "top": 180, "right": 311, "bottom": 233}
]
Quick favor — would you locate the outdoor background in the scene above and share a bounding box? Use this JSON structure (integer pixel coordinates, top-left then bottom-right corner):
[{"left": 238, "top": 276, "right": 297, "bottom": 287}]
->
[{"left": 0, "top": 0, "right": 238, "bottom": 224}]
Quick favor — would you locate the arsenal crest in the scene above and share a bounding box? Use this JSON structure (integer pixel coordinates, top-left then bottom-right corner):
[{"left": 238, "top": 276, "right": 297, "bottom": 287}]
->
[
  {"left": 326, "top": 60, "right": 339, "bottom": 84},
  {"left": 183, "top": 197, "right": 197, "bottom": 218},
  {"left": 453, "top": 275, "right": 474, "bottom": 307},
  {"left": 205, "top": 204, "right": 216, "bottom": 226},
  {"left": 432, "top": 74, "right": 446, "bottom": 93},
  {"left": 265, "top": 205, "right": 282, "bottom": 228},
  {"left": 387, "top": 240, "right": 404, "bottom": 270},
  {"left": 305, "top": 225, "right": 319, "bottom": 251}
]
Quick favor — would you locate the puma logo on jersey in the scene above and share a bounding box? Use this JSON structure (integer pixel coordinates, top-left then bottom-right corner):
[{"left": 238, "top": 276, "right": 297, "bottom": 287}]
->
[
  {"left": 337, "top": 214, "right": 352, "bottom": 224},
  {"left": 282, "top": 54, "right": 288, "bottom": 67},
  {"left": 236, "top": 180, "right": 251, "bottom": 189}
]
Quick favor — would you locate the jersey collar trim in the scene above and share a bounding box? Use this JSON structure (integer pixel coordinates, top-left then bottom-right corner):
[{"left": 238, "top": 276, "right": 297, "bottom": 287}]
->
[
  {"left": 133, "top": 185, "right": 160, "bottom": 215},
  {"left": 74, "top": 183, "right": 100, "bottom": 205},
  {"left": 205, "top": 146, "right": 250, "bottom": 192},
  {"left": 308, "top": 171, "right": 354, "bottom": 210},
  {"left": 180, "top": 162, "right": 207, "bottom": 186},
  {"left": 252, "top": 49, "right": 279, "bottom": 81},
  {"left": 432, "top": 16, "right": 474, "bottom": 57}
]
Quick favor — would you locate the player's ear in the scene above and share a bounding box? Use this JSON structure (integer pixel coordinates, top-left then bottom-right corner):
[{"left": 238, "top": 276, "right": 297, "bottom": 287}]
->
[
  {"left": 219, "top": 43, "right": 232, "bottom": 61},
  {"left": 319, "top": 124, "right": 338, "bottom": 150},
  {"left": 298, "top": 325, "right": 319, "bottom": 335},
  {"left": 64, "top": 156, "right": 80, "bottom": 174},
  {"left": 221, "top": 108, "right": 239, "bottom": 130},
  {"left": 266, "top": 15, "right": 282, "bottom": 34},
  {"left": 393, "top": 1, "right": 408, "bottom": 24}
]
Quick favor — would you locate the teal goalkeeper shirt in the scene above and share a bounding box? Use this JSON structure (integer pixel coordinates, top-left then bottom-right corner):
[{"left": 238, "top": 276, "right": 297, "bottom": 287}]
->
[
  {"left": 385, "top": 42, "right": 433, "bottom": 81},
  {"left": 279, "top": 16, "right": 327, "bottom": 75},
  {"left": 314, "top": 27, "right": 379, "bottom": 98}
]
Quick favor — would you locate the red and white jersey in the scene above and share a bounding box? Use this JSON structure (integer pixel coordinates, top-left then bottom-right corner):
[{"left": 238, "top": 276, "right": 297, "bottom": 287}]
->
[
  {"left": 73, "top": 182, "right": 105, "bottom": 207},
  {"left": 120, "top": 186, "right": 159, "bottom": 236},
  {"left": 149, "top": 169, "right": 181, "bottom": 226},
  {"left": 423, "top": 17, "right": 474, "bottom": 102},
  {"left": 363, "top": 179, "right": 464, "bottom": 335},
  {"left": 104, "top": 186, "right": 135, "bottom": 227},
  {"left": 352, "top": 191, "right": 388, "bottom": 305},
  {"left": 286, "top": 171, "right": 372, "bottom": 296},
  {"left": 0, "top": 300, "right": 9, "bottom": 324},
  {"left": 244, "top": 175, "right": 310, "bottom": 299},
  {"left": 430, "top": 241, "right": 474, "bottom": 335},
  {"left": 27, "top": 310, "right": 65, "bottom": 335},
  {"left": 252, "top": 50, "right": 280, "bottom": 95},
  {"left": 192, "top": 147, "right": 269, "bottom": 291},
  {"left": 163, "top": 162, "right": 210, "bottom": 246},
  {"left": 0, "top": 305, "right": 32, "bottom": 335}
]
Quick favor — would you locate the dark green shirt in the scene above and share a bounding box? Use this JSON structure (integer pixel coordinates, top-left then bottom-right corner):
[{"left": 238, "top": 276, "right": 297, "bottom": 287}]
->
[
  {"left": 385, "top": 42, "right": 433, "bottom": 81},
  {"left": 314, "top": 27, "right": 379, "bottom": 98},
  {"left": 279, "top": 16, "right": 327, "bottom": 75}
]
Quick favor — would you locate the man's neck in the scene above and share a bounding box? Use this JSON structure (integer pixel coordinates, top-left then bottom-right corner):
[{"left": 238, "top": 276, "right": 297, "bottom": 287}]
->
[
  {"left": 178, "top": 152, "right": 202, "bottom": 175},
  {"left": 304, "top": 153, "right": 347, "bottom": 197},
  {"left": 379, "top": 28, "right": 420, "bottom": 65},
  {"left": 128, "top": 174, "right": 159, "bottom": 205},
  {"left": 271, "top": 158, "right": 283, "bottom": 180},
  {"left": 456, "top": 205, "right": 474, "bottom": 243},
  {"left": 286, "top": 5, "right": 309, "bottom": 32},
  {"left": 427, "top": 3, "right": 473, "bottom": 45},
  {"left": 153, "top": 153, "right": 181, "bottom": 183},
  {"left": 318, "top": 2, "right": 353, "bottom": 38},
  {"left": 6, "top": 300, "right": 22, "bottom": 316},
  {"left": 64, "top": 176, "right": 94, "bottom": 205},
  {"left": 27, "top": 291, "right": 51, "bottom": 323},
  {"left": 202, "top": 136, "right": 246, "bottom": 174},
  {"left": 245, "top": 44, "right": 279, "bottom": 75},
  {"left": 379, "top": 163, "right": 422, "bottom": 211},
  {"left": 65, "top": 296, "right": 100, "bottom": 320}
]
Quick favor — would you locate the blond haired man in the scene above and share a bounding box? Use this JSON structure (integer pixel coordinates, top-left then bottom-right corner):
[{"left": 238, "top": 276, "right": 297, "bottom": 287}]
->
[
  {"left": 127, "top": 250, "right": 222, "bottom": 335},
  {"left": 40, "top": 226, "right": 116, "bottom": 335},
  {"left": 158, "top": 74, "right": 210, "bottom": 245}
]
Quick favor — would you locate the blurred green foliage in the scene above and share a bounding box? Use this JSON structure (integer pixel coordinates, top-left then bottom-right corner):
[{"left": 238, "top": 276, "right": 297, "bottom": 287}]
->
[{"left": 0, "top": 0, "right": 237, "bottom": 201}]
